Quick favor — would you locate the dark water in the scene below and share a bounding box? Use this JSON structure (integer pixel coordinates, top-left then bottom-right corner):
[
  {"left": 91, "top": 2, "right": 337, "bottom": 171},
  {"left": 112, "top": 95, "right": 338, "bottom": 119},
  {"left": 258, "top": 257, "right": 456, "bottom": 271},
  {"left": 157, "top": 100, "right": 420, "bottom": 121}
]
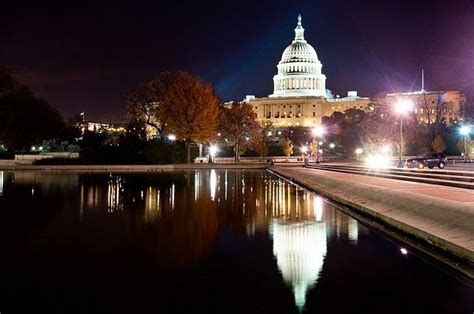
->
[{"left": 0, "top": 170, "right": 472, "bottom": 314}]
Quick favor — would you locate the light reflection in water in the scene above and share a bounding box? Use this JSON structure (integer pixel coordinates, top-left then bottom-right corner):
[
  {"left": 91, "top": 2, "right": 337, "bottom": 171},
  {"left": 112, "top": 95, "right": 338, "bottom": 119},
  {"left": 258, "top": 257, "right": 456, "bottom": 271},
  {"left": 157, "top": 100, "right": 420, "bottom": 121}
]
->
[
  {"left": 194, "top": 171, "right": 200, "bottom": 201},
  {"left": 72, "top": 170, "right": 360, "bottom": 312},
  {"left": 107, "top": 176, "right": 123, "bottom": 213},
  {"left": 144, "top": 186, "right": 161, "bottom": 223},
  {"left": 0, "top": 170, "right": 3, "bottom": 196},
  {"left": 315, "top": 195, "right": 323, "bottom": 222},
  {"left": 210, "top": 169, "right": 217, "bottom": 201},
  {"left": 348, "top": 217, "right": 358, "bottom": 243},
  {"left": 269, "top": 180, "right": 328, "bottom": 312},
  {"left": 272, "top": 220, "right": 326, "bottom": 312}
]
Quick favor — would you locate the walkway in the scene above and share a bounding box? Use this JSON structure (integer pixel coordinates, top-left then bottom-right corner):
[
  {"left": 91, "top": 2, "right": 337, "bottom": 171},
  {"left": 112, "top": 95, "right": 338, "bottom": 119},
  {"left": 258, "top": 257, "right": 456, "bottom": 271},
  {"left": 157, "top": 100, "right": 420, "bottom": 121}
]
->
[{"left": 270, "top": 166, "right": 474, "bottom": 270}]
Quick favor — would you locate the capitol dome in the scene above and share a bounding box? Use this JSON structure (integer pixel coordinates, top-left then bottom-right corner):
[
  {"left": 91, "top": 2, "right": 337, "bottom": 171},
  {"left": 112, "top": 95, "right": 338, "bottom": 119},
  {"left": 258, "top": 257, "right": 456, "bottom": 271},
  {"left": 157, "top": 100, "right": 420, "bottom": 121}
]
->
[{"left": 270, "top": 15, "right": 327, "bottom": 98}]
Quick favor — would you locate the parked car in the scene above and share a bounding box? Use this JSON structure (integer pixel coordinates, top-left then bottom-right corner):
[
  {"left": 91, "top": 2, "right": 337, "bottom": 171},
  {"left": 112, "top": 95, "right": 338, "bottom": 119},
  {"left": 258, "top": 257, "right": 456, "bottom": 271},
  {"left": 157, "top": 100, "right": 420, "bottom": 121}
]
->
[{"left": 406, "top": 153, "right": 447, "bottom": 169}]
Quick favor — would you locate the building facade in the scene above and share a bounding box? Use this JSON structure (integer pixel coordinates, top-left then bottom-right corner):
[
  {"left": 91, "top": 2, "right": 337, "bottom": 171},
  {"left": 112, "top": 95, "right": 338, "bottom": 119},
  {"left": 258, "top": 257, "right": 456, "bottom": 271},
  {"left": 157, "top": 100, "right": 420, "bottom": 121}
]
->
[{"left": 385, "top": 91, "right": 465, "bottom": 126}]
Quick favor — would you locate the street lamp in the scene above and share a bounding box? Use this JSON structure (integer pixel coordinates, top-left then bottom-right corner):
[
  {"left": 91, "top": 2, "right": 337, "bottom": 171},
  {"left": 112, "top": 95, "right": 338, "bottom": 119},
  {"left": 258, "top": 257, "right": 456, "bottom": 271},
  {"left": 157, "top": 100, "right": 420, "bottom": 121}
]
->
[
  {"left": 460, "top": 126, "right": 471, "bottom": 163},
  {"left": 312, "top": 126, "right": 326, "bottom": 163},
  {"left": 355, "top": 148, "right": 363, "bottom": 161},
  {"left": 395, "top": 99, "right": 413, "bottom": 168}
]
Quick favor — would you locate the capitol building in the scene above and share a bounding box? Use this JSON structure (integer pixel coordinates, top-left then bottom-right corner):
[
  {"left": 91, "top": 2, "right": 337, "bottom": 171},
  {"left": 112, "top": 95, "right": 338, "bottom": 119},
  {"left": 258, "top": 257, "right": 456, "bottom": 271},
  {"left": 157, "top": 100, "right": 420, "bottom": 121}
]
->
[
  {"left": 233, "top": 15, "right": 374, "bottom": 128},
  {"left": 228, "top": 15, "right": 465, "bottom": 128}
]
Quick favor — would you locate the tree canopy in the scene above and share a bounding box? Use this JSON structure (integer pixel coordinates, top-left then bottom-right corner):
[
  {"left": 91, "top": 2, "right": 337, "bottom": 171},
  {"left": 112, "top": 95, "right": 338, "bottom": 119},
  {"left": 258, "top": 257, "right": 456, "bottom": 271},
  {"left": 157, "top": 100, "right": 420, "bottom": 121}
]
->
[
  {"left": 0, "top": 67, "right": 65, "bottom": 151},
  {"left": 219, "top": 102, "right": 261, "bottom": 162}
]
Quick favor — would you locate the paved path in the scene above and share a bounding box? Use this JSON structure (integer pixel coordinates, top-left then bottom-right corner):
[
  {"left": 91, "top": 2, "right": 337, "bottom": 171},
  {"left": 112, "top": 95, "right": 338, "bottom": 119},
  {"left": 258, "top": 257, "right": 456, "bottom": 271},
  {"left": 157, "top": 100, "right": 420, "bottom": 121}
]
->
[
  {"left": 270, "top": 166, "right": 474, "bottom": 271},
  {"left": 0, "top": 163, "right": 269, "bottom": 171}
]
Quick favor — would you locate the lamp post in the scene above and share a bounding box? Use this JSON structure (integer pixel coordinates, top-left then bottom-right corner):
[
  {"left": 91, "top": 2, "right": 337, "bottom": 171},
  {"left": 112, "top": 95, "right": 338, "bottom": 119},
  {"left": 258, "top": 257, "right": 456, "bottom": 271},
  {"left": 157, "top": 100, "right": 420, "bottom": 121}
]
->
[
  {"left": 355, "top": 148, "right": 363, "bottom": 161},
  {"left": 460, "top": 126, "right": 471, "bottom": 163},
  {"left": 395, "top": 100, "right": 413, "bottom": 168},
  {"left": 312, "top": 126, "right": 325, "bottom": 163}
]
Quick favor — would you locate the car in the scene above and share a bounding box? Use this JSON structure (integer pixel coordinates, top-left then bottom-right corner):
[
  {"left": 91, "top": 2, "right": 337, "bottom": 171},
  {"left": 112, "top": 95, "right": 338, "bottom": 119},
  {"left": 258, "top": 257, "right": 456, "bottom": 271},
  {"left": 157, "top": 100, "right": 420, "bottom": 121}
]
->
[{"left": 406, "top": 153, "right": 447, "bottom": 169}]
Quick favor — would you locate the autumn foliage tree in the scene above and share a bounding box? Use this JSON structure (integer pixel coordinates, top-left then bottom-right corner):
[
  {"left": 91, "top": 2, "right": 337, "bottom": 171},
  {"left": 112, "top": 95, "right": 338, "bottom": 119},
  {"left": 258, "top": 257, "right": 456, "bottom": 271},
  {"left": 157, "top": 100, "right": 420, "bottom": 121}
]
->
[
  {"left": 219, "top": 102, "right": 261, "bottom": 162},
  {"left": 126, "top": 72, "right": 175, "bottom": 138},
  {"left": 161, "top": 72, "right": 220, "bottom": 163}
]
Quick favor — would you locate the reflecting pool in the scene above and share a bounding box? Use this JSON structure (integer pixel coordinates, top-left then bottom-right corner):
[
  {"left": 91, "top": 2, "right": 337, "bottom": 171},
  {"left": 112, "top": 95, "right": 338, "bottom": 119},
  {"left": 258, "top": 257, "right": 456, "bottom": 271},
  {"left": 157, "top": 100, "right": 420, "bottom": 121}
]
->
[{"left": 0, "top": 170, "right": 472, "bottom": 313}]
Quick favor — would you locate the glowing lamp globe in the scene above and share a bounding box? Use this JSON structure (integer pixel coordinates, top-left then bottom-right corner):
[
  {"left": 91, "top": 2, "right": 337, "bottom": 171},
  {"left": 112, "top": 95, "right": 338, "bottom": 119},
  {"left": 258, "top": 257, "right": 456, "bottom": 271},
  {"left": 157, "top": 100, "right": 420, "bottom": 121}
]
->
[
  {"left": 460, "top": 126, "right": 471, "bottom": 136},
  {"left": 395, "top": 99, "right": 413, "bottom": 114}
]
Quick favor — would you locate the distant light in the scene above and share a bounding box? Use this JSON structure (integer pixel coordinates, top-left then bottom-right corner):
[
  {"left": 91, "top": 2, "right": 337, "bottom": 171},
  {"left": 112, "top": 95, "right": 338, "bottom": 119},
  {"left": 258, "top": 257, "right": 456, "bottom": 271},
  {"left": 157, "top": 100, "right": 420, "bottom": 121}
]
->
[
  {"left": 31, "top": 146, "right": 36, "bottom": 151},
  {"left": 395, "top": 99, "right": 413, "bottom": 114},
  {"left": 365, "top": 153, "right": 390, "bottom": 169},
  {"left": 319, "top": 141, "right": 323, "bottom": 146},
  {"left": 381, "top": 145, "right": 391, "bottom": 154},
  {"left": 355, "top": 148, "right": 363, "bottom": 155},
  {"left": 460, "top": 126, "right": 471, "bottom": 136},
  {"left": 217, "top": 132, "right": 221, "bottom": 137},
  {"left": 329, "top": 143, "right": 335, "bottom": 149},
  {"left": 167, "top": 134, "right": 176, "bottom": 141},
  {"left": 278, "top": 131, "right": 282, "bottom": 135},
  {"left": 400, "top": 248, "right": 408, "bottom": 255},
  {"left": 312, "top": 125, "right": 326, "bottom": 137},
  {"left": 209, "top": 144, "right": 219, "bottom": 157},
  {"left": 318, "top": 149, "right": 323, "bottom": 154},
  {"left": 267, "top": 131, "right": 272, "bottom": 136},
  {"left": 300, "top": 146, "right": 308, "bottom": 154},
  {"left": 245, "top": 137, "right": 250, "bottom": 141},
  {"left": 38, "top": 146, "right": 43, "bottom": 151}
]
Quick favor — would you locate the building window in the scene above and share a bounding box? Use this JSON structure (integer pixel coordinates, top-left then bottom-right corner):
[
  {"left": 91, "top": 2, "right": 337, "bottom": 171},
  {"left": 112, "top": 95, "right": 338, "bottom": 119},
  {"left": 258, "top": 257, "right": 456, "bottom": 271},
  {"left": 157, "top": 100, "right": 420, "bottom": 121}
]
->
[
  {"left": 254, "top": 106, "right": 258, "bottom": 109},
  {"left": 313, "top": 112, "right": 316, "bottom": 117}
]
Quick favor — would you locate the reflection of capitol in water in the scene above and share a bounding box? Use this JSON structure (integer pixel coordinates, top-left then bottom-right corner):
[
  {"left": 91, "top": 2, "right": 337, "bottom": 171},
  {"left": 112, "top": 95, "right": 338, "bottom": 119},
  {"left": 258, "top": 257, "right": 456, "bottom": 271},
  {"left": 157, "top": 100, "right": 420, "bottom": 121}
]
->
[
  {"left": 266, "top": 178, "right": 361, "bottom": 312},
  {"left": 272, "top": 219, "right": 326, "bottom": 311},
  {"left": 270, "top": 193, "right": 327, "bottom": 312}
]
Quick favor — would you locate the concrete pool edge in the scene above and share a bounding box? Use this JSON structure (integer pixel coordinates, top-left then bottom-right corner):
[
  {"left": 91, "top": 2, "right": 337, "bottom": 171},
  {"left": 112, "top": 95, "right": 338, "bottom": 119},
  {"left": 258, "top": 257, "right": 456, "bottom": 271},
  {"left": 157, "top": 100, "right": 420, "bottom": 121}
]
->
[
  {"left": 268, "top": 166, "right": 474, "bottom": 283},
  {"left": 0, "top": 163, "right": 270, "bottom": 171}
]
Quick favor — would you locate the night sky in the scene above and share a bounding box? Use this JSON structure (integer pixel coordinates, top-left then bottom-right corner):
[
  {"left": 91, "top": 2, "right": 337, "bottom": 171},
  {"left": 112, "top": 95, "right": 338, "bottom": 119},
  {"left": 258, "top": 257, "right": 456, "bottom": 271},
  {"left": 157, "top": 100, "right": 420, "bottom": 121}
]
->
[{"left": 1, "top": 0, "right": 473, "bottom": 122}]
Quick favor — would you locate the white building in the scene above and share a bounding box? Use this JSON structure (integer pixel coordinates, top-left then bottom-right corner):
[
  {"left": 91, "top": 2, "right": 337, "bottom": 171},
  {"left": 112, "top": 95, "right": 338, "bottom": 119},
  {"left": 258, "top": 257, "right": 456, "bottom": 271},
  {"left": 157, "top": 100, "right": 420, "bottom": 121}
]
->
[{"left": 226, "top": 15, "right": 373, "bottom": 127}]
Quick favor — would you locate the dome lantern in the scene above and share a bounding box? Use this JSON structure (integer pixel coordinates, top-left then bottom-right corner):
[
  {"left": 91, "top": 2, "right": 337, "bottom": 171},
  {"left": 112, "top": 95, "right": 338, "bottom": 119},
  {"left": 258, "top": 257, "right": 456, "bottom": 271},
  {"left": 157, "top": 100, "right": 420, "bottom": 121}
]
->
[
  {"left": 270, "top": 15, "right": 327, "bottom": 98},
  {"left": 294, "top": 14, "right": 306, "bottom": 43}
]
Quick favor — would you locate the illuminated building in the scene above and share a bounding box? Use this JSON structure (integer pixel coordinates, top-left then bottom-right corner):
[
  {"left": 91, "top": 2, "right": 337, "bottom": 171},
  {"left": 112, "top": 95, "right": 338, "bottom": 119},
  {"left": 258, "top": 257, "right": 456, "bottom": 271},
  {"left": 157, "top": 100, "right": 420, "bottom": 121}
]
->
[
  {"left": 226, "top": 15, "right": 373, "bottom": 127},
  {"left": 226, "top": 15, "right": 466, "bottom": 128},
  {"left": 386, "top": 90, "right": 466, "bottom": 126},
  {"left": 80, "top": 121, "right": 126, "bottom": 134}
]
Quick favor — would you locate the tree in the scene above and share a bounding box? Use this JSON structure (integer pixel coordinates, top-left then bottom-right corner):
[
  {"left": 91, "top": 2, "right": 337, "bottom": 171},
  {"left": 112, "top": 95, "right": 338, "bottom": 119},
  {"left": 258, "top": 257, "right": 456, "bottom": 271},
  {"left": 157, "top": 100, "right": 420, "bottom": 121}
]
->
[
  {"left": 219, "top": 102, "right": 261, "bottom": 162},
  {"left": 431, "top": 135, "right": 447, "bottom": 153},
  {"left": 282, "top": 138, "right": 294, "bottom": 156},
  {"left": 126, "top": 72, "right": 175, "bottom": 138},
  {"left": 0, "top": 68, "right": 65, "bottom": 151},
  {"left": 161, "top": 72, "right": 220, "bottom": 163}
]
